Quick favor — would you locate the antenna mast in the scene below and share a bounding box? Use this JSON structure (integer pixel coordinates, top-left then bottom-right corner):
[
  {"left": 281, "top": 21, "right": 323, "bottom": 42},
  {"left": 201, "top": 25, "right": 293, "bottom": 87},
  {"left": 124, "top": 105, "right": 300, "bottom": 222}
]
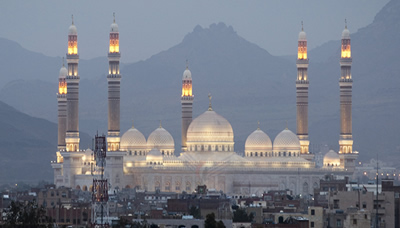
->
[{"left": 91, "top": 133, "right": 110, "bottom": 227}]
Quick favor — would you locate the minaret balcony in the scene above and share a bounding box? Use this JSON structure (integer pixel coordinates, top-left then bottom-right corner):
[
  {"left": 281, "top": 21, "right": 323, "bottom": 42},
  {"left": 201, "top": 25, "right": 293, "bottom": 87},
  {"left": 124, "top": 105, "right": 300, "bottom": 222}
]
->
[{"left": 181, "top": 96, "right": 194, "bottom": 101}]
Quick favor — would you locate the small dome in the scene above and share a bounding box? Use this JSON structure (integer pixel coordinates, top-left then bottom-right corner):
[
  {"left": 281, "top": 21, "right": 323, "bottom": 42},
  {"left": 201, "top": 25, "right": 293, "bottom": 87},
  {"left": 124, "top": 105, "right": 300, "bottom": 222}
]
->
[
  {"left": 146, "top": 148, "right": 163, "bottom": 163},
  {"left": 69, "top": 24, "right": 77, "bottom": 35},
  {"left": 147, "top": 126, "right": 175, "bottom": 149},
  {"left": 342, "top": 28, "right": 350, "bottom": 39},
  {"left": 273, "top": 129, "right": 300, "bottom": 150},
  {"left": 245, "top": 128, "right": 272, "bottom": 152},
  {"left": 183, "top": 67, "right": 192, "bottom": 80},
  {"left": 323, "top": 150, "right": 340, "bottom": 167},
  {"left": 187, "top": 110, "right": 233, "bottom": 143},
  {"left": 147, "top": 148, "right": 162, "bottom": 157},
  {"left": 120, "top": 126, "right": 147, "bottom": 150},
  {"left": 59, "top": 66, "right": 67, "bottom": 79},
  {"left": 111, "top": 22, "right": 119, "bottom": 33},
  {"left": 298, "top": 30, "right": 307, "bottom": 41}
]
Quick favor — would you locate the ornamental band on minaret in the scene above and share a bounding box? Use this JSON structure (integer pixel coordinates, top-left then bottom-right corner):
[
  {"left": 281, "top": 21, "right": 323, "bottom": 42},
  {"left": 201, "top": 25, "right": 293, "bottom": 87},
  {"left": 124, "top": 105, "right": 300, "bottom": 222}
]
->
[
  {"left": 57, "top": 59, "right": 67, "bottom": 151},
  {"left": 181, "top": 63, "right": 194, "bottom": 151},
  {"left": 65, "top": 16, "right": 80, "bottom": 152},
  {"left": 296, "top": 22, "right": 311, "bottom": 158},
  {"left": 107, "top": 13, "right": 122, "bottom": 151}
]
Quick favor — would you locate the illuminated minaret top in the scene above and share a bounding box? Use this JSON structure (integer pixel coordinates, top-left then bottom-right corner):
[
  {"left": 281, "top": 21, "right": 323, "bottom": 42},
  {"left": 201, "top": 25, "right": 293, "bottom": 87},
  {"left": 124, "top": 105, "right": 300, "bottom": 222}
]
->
[
  {"left": 181, "top": 61, "right": 194, "bottom": 151},
  {"left": 107, "top": 13, "right": 122, "bottom": 151},
  {"left": 65, "top": 15, "right": 80, "bottom": 152},
  {"left": 296, "top": 22, "right": 311, "bottom": 159},
  {"left": 68, "top": 16, "right": 78, "bottom": 56}
]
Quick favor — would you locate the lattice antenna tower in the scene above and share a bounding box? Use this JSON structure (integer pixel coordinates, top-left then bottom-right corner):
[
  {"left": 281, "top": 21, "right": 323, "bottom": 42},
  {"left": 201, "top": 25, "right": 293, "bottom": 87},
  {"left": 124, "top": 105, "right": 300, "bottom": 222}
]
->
[{"left": 91, "top": 134, "right": 110, "bottom": 227}]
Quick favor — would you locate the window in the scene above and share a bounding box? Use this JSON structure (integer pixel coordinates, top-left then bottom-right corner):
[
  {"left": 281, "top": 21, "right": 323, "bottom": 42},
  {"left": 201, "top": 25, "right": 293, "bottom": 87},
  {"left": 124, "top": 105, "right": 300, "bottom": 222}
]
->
[
  {"left": 311, "top": 209, "right": 315, "bottom": 215},
  {"left": 310, "top": 221, "right": 314, "bottom": 227},
  {"left": 336, "top": 219, "right": 342, "bottom": 227},
  {"left": 353, "top": 219, "right": 357, "bottom": 225}
]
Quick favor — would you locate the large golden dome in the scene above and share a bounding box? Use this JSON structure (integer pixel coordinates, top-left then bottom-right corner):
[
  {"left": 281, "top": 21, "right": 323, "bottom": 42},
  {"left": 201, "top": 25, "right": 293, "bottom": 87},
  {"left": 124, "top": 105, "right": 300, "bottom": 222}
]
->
[
  {"left": 186, "top": 110, "right": 234, "bottom": 152},
  {"left": 187, "top": 110, "right": 233, "bottom": 143}
]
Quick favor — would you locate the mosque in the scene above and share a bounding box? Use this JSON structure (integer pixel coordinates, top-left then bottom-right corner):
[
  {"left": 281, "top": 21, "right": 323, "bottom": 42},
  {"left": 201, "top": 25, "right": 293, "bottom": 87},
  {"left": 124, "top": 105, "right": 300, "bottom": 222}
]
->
[{"left": 51, "top": 18, "right": 358, "bottom": 196}]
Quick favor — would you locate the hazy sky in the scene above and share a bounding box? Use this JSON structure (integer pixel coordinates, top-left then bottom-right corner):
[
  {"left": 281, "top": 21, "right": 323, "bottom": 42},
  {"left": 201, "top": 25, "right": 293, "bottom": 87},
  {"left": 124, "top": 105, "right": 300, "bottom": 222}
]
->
[{"left": 0, "top": 0, "right": 389, "bottom": 63}]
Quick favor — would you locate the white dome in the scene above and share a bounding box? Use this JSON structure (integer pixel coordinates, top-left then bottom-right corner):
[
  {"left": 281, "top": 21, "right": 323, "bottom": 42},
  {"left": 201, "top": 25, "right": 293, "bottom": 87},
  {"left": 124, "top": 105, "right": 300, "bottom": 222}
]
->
[
  {"left": 69, "top": 24, "right": 77, "bottom": 35},
  {"left": 147, "top": 126, "right": 175, "bottom": 149},
  {"left": 120, "top": 126, "right": 147, "bottom": 150},
  {"left": 342, "top": 28, "right": 350, "bottom": 39},
  {"left": 183, "top": 67, "right": 192, "bottom": 80},
  {"left": 59, "top": 66, "right": 67, "bottom": 78},
  {"left": 111, "top": 23, "right": 119, "bottom": 33},
  {"left": 187, "top": 110, "right": 233, "bottom": 143},
  {"left": 298, "top": 30, "right": 307, "bottom": 41},
  {"left": 323, "top": 150, "right": 340, "bottom": 167},
  {"left": 146, "top": 148, "right": 163, "bottom": 163},
  {"left": 245, "top": 128, "right": 272, "bottom": 152},
  {"left": 273, "top": 129, "right": 300, "bottom": 151}
]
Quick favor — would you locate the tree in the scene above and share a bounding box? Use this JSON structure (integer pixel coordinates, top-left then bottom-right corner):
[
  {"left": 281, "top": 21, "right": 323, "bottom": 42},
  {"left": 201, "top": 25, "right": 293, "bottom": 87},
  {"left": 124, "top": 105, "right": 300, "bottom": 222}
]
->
[
  {"left": 189, "top": 205, "right": 201, "bottom": 219},
  {"left": 204, "top": 213, "right": 217, "bottom": 228},
  {"left": 232, "top": 207, "right": 253, "bottom": 222},
  {"left": 4, "top": 200, "right": 50, "bottom": 228},
  {"left": 216, "top": 220, "right": 226, "bottom": 228}
]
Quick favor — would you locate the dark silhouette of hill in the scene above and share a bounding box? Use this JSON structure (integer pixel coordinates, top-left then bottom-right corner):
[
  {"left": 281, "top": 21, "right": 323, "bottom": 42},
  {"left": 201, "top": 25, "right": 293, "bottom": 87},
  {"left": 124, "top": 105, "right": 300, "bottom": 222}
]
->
[{"left": 0, "top": 101, "right": 92, "bottom": 183}]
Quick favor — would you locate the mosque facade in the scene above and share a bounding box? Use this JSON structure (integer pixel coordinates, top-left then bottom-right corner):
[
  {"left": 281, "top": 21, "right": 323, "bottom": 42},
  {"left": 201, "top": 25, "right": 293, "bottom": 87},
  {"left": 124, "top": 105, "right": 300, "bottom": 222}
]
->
[{"left": 51, "top": 18, "right": 358, "bottom": 196}]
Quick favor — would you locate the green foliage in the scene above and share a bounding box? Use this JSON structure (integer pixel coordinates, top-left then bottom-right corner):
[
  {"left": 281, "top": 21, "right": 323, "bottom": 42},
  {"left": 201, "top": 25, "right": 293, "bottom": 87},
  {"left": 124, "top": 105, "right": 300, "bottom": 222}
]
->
[
  {"left": 204, "top": 213, "right": 226, "bottom": 228},
  {"left": 232, "top": 207, "right": 253, "bottom": 222},
  {"left": 216, "top": 220, "right": 226, "bottom": 228},
  {"left": 204, "top": 213, "right": 217, "bottom": 228},
  {"left": 4, "top": 200, "right": 51, "bottom": 228},
  {"left": 189, "top": 205, "right": 201, "bottom": 219}
]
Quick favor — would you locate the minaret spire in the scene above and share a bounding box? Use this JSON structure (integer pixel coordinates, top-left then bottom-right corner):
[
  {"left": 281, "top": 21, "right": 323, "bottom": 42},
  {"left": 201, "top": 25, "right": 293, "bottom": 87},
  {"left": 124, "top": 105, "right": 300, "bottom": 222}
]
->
[
  {"left": 181, "top": 63, "right": 194, "bottom": 152},
  {"left": 208, "top": 93, "right": 213, "bottom": 111},
  {"left": 107, "top": 13, "right": 122, "bottom": 151},
  {"left": 65, "top": 16, "right": 80, "bottom": 152},
  {"left": 296, "top": 22, "right": 311, "bottom": 160}
]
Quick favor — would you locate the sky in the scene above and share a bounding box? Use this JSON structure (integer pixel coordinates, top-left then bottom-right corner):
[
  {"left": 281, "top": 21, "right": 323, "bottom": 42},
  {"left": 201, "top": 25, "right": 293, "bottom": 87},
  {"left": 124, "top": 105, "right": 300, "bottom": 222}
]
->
[{"left": 0, "top": 0, "right": 389, "bottom": 63}]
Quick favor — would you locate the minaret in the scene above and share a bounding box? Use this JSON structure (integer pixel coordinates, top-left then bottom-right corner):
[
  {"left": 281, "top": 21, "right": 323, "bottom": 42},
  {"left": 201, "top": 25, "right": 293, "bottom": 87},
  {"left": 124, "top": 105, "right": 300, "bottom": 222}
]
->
[
  {"left": 65, "top": 16, "right": 80, "bottom": 152},
  {"left": 296, "top": 22, "right": 312, "bottom": 161},
  {"left": 338, "top": 20, "right": 358, "bottom": 171},
  {"left": 57, "top": 59, "right": 68, "bottom": 151},
  {"left": 181, "top": 62, "right": 194, "bottom": 152},
  {"left": 107, "top": 13, "right": 122, "bottom": 151}
]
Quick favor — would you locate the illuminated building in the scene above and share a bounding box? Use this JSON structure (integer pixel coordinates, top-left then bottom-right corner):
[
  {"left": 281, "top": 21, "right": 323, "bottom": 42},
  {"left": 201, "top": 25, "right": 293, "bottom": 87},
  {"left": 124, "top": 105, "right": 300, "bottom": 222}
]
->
[{"left": 52, "top": 21, "right": 358, "bottom": 196}]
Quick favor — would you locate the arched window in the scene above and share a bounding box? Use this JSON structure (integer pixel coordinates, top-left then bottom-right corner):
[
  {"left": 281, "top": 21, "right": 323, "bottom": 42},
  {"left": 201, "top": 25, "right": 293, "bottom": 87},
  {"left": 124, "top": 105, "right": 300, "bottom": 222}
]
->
[
  {"left": 255, "top": 152, "right": 258, "bottom": 157},
  {"left": 279, "top": 152, "right": 281, "bottom": 157},
  {"left": 283, "top": 152, "right": 286, "bottom": 157},
  {"left": 250, "top": 152, "right": 253, "bottom": 157},
  {"left": 289, "top": 152, "right": 291, "bottom": 156}
]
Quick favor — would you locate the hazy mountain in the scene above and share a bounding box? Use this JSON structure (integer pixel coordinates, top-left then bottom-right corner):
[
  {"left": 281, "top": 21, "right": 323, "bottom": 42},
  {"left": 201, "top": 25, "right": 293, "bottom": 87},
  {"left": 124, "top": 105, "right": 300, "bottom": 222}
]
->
[
  {"left": 0, "top": 0, "right": 399, "bottom": 167},
  {"left": 0, "top": 37, "right": 113, "bottom": 88},
  {"left": 0, "top": 100, "right": 92, "bottom": 183}
]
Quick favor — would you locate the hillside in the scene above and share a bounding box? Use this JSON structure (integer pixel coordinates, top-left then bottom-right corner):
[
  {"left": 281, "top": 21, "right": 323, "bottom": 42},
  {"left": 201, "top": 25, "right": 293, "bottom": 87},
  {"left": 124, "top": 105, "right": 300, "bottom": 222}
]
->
[{"left": 0, "top": 101, "right": 92, "bottom": 183}]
